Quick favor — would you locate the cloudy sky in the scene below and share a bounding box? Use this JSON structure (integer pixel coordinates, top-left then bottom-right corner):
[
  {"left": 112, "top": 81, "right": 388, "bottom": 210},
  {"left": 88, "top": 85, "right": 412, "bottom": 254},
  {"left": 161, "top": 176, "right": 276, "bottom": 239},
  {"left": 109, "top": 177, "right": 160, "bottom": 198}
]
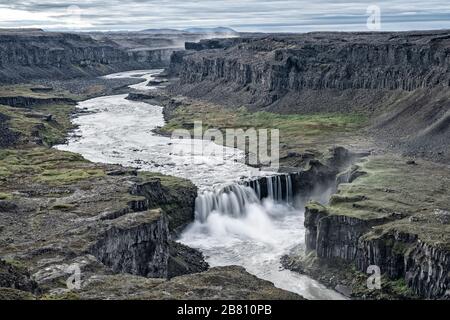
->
[{"left": 0, "top": 0, "right": 449, "bottom": 32}]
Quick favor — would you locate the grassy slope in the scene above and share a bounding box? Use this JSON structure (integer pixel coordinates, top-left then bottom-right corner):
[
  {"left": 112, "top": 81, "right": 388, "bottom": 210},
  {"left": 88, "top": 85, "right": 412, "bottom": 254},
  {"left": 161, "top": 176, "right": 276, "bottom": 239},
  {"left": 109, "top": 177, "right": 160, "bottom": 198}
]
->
[
  {"left": 0, "top": 103, "right": 76, "bottom": 146},
  {"left": 159, "top": 101, "right": 369, "bottom": 161},
  {"left": 0, "top": 109, "right": 192, "bottom": 191},
  {"left": 328, "top": 155, "right": 450, "bottom": 245}
]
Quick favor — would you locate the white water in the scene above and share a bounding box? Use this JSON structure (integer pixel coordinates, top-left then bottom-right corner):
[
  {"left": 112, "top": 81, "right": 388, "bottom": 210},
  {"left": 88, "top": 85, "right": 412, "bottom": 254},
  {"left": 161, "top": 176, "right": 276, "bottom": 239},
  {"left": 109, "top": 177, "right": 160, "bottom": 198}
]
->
[
  {"left": 182, "top": 177, "right": 344, "bottom": 300},
  {"left": 57, "top": 70, "right": 263, "bottom": 192},
  {"left": 55, "top": 70, "right": 345, "bottom": 300}
]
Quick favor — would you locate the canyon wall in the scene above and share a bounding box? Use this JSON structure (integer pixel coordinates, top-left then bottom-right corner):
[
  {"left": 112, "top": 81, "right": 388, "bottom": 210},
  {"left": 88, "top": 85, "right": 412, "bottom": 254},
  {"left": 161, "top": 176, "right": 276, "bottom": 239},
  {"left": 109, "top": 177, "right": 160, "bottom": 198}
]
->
[
  {"left": 168, "top": 30, "right": 450, "bottom": 163},
  {"left": 304, "top": 203, "right": 450, "bottom": 299},
  {"left": 169, "top": 31, "right": 450, "bottom": 106},
  {"left": 0, "top": 29, "right": 175, "bottom": 83}
]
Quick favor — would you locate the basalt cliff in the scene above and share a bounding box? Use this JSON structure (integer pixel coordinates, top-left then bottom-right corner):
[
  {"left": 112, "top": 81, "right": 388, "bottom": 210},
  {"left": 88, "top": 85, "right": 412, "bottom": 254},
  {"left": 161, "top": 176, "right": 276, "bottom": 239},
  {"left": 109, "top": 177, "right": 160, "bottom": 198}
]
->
[
  {"left": 0, "top": 29, "right": 225, "bottom": 83},
  {"left": 168, "top": 30, "right": 450, "bottom": 163}
]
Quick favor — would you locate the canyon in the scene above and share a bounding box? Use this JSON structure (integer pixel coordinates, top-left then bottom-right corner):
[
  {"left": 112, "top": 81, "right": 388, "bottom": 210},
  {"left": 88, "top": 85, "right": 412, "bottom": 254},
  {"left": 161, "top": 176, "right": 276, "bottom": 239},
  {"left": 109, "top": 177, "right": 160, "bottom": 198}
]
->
[
  {"left": 165, "top": 31, "right": 450, "bottom": 299},
  {"left": 0, "top": 28, "right": 237, "bottom": 83},
  {"left": 168, "top": 31, "right": 450, "bottom": 163},
  {"left": 0, "top": 29, "right": 449, "bottom": 300}
]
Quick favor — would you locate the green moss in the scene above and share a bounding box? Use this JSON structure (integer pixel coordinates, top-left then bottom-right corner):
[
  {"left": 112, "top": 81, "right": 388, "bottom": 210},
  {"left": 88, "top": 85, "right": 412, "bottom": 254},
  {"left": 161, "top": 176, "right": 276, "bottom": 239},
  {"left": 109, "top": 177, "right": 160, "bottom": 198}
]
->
[
  {"left": 0, "top": 103, "right": 77, "bottom": 147},
  {"left": 35, "top": 104, "right": 77, "bottom": 146},
  {"left": 2, "top": 258, "right": 28, "bottom": 271},
  {"left": 0, "top": 288, "right": 35, "bottom": 300},
  {"left": 329, "top": 194, "right": 368, "bottom": 205},
  {"left": 160, "top": 103, "right": 367, "bottom": 156},
  {"left": 0, "top": 84, "right": 78, "bottom": 101},
  {"left": 40, "top": 291, "right": 81, "bottom": 300},
  {"left": 38, "top": 168, "right": 104, "bottom": 185},
  {"left": 0, "top": 147, "right": 106, "bottom": 187},
  {"left": 389, "top": 278, "right": 416, "bottom": 297},
  {"left": 305, "top": 201, "right": 328, "bottom": 214},
  {"left": 137, "top": 171, "right": 195, "bottom": 190},
  {"left": 0, "top": 192, "right": 12, "bottom": 200}
]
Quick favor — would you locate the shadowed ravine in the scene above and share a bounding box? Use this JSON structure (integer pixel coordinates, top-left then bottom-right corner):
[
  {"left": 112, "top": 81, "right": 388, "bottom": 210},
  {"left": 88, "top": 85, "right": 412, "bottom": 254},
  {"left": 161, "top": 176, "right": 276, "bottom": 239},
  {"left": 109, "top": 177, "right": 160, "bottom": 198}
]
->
[{"left": 56, "top": 70, "right": 345, "bottom": 300}]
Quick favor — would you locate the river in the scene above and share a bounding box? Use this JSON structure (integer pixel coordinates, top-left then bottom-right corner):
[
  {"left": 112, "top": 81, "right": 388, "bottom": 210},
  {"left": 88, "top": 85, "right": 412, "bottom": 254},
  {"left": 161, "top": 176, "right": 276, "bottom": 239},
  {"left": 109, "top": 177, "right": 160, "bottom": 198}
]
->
[{"left": 55, "top": 69, "right": 345, "bottom": 300}]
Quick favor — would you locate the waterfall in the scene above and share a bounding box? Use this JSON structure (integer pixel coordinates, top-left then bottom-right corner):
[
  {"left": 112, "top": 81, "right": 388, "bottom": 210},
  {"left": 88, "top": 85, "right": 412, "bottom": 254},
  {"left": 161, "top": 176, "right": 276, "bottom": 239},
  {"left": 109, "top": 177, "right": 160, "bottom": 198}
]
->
[
  {"left": 264, "top": 174, "right": 293, "bottom": 202},
  {"left": 195, "top": 184, "right": 260, "bottom": 222},
  {"left": 195, "top": 174, "right": 295, "bottom": 222},
  {"left": 267, "top": 177, "right": 274, "bottom": 199},
  {"left": 286, "top": 174, "right": 292, "bottom": 203},
  {"left": 277, "top": 176, "right": 282, "bottom": 201}
]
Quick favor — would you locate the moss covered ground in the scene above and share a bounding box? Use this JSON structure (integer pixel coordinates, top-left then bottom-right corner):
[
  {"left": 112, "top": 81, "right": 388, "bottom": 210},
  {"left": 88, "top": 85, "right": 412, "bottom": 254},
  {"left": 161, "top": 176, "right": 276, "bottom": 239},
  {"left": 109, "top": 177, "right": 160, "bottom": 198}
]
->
[
  {"left": 159, "top": 102, "right": 369, "bottom": 158},
  {"left": 325, "top": 154, "right": 450, "bottom": 247}
]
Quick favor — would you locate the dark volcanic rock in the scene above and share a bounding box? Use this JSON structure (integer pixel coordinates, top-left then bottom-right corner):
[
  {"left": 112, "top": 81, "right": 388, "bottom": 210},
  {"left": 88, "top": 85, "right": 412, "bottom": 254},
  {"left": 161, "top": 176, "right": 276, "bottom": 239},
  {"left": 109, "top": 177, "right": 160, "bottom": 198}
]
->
[
  {"left": 0, "top": 260, "right": 40, "bottom": 294},
  {"left": 89, "top": 210, "right": 172, "bottom": 278},
  {"left": 0, "top": 113, "right": 20, "bottom": 147},
  {"left": 170, "top": 31, "right": 450, "bottom": 102},
  {"left": 168, "top": 30, "right": 450, "bottom": 163},
  {"left": 78, "top": 266, "right": 303, "bottom": 300},
  {"left": 130, "top": 176, "right": 197, "bottom": 233},
  {"left": 168, "top": 241, "right": 209, "bottom": 278},
  {"left": 0, "top": 29, "right": 173, "bottom": 83},
  {"left": 0, "top": 96, "right": 76, "bottom": 108},
  {"left": 89, "top": 209, "right": 207, "bottom": 279}
]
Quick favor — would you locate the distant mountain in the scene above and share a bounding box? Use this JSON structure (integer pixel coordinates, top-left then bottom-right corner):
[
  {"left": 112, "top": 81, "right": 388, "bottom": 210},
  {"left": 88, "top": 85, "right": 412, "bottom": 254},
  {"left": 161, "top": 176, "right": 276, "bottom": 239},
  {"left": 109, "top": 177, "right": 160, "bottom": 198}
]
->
[
  {"left": 139, "top": 28, "right": 184, "bottom": 34},
  {"left": 0, "top": 28, "right": 44, "bottom": 33},
  {"left": 183, "top": 27, "right": 238, "bottom": 35},
  {"left": 139, "top": 27, "right": 238, "bottom": 35}
]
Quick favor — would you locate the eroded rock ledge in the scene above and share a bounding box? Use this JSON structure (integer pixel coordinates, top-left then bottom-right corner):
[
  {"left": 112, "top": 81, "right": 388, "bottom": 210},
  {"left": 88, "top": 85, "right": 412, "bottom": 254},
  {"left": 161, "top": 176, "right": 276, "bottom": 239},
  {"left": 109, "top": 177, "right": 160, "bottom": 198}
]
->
[
  {"left": 169, "top": 31, "right": 450, "bottom": 102},
  {"left": 0, "top": 29, "right": 173, "bottom": 83},
  {"left": 0, "top": 159, "right": 207, "bottom": 297},
  {"left": 282, "top": 156, "right": 450, "bottom": 299},
  {"left": 0, "top": 160, "right": 302, "bottom": 299}
]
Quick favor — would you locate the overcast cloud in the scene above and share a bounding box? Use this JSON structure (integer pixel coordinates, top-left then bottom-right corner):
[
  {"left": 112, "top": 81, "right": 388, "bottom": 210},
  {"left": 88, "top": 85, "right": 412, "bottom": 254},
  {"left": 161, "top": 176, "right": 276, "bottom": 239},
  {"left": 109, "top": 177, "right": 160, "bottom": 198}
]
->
[{"left": 0, "top": 0, "right": 449, "bottom": 32}]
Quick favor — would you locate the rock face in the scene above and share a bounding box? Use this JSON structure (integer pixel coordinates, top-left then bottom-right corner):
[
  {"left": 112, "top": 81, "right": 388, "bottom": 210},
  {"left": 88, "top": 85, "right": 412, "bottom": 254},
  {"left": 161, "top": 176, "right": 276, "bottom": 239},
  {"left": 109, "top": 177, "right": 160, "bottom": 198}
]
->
[
  {"left": 84, "top": 174, "right": 205, "bottom": 280},
  {"left": 170, "top": 31, "right": 450, "bottom": 103},
  {"left": 0, "top": 260, "right": 40, "bottom": 294},
  {"left": 0, "top": 29, "right": 174, "bottom": 83},
  {"left": 303, "top": 199, "right": 450, "bottom": 299},
  {"left": 0, "top": 96, "right": 76, "bottom": 108},
  {"left": 356, "top": 230, "right": 450, "bottom": 299},
  {"left": 0, "top": 113, "right": 20, "bottom": 147},
  {"left": 90, "top": 210, "right": 171, "bottom": 278},
  {"left": 129, "top": 176, "right": 197, "bottom": 234},
  {"left": 300, "top": 162, "right": 450, "bottom": 299},
  {"left": 168, "top": 31, "right": 450, "bottom": 163},
  {"left": 90, "top": 210, "right": 208, "bottom": 279},
  {"left": 305, "top": 203, "right": 389, "bottom": 260}
]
